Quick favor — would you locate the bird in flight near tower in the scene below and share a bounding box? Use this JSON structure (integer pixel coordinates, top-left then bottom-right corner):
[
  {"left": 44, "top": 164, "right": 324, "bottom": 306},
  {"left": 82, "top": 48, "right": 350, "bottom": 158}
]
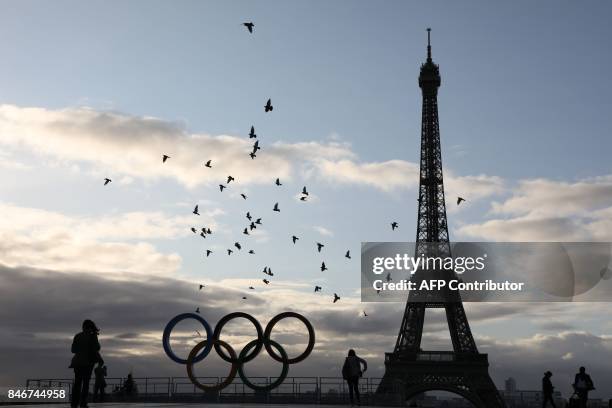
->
[
  {"left": 243, "top": 22, "right": 254, "bottom": 33},
  {"left": 265, "top": 99, "right": 273, "bottom": 112}
]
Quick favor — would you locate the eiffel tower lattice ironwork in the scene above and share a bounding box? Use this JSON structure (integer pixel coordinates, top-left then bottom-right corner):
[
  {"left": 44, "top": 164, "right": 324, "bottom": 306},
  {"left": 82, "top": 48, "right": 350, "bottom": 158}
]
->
[{"left": 376, "top": 29, "right": 506, "bottom": 408}]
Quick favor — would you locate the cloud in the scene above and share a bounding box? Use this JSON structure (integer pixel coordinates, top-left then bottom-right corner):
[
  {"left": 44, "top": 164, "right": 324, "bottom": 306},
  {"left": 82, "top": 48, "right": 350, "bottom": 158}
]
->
[
  {"left": 457, "top": 176, "right": 612, "bottom": 241},
  {"left": 313, "top": 226, "right": 334, "bottom": 237}
]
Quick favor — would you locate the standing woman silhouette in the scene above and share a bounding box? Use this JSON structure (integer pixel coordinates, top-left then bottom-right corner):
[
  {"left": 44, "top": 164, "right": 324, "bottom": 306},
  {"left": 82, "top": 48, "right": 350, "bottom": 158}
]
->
[{"left": 69, "top": 319, "right": 102, "bottom": 408}]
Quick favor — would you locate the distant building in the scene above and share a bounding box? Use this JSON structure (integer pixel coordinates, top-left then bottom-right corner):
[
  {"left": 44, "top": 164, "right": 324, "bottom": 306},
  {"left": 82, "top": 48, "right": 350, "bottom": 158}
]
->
[{"left": 505, "top": 377, "right": 517, "bottom": 392}]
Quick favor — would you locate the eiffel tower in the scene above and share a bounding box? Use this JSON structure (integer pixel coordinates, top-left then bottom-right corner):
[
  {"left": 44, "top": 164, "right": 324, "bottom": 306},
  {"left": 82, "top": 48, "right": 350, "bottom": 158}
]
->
[{"left": 376, "top": 29, "right": 506, "bottom": 408}]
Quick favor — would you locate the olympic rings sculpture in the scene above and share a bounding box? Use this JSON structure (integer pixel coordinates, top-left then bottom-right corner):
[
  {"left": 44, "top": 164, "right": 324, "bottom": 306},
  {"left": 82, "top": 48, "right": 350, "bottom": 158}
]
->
[{"left": 162, "top": 311, "right": 315, "bottom": 392}]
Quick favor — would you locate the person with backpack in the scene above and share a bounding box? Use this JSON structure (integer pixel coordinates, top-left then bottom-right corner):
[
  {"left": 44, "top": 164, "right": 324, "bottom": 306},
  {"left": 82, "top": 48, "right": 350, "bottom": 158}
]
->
[
  {"left": 573, "top": 366, "right": 595, "bottom": 408},
  {"left": 342, "top": 349, "right": 367, "bottom": 406},
  {"left": 542, "top": 371, "right": 556, "bottom": 407}
]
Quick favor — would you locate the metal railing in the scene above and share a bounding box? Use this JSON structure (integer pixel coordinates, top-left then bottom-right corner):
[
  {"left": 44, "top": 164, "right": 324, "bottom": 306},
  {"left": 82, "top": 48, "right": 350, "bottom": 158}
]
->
[{"left": 25, "top": 376, "right": 404, "bottom": 405}]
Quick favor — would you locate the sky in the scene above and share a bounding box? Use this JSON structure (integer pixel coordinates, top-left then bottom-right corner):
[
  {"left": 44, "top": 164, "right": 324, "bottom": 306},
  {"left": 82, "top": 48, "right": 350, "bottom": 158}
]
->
[{"left": 1, "top": 0, "right": 612, "bottom": 400}]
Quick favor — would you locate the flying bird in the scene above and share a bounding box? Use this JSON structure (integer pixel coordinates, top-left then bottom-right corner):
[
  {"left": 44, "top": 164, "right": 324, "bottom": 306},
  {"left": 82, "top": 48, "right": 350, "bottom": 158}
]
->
[
  {"left": 302, "top": 186, "right": 309, "bottom": 196},
  {"left": 249, "top": 222, "right": 256, "bottom": 230},
  {"left": 314, "top": 286, "right": 322, "bottom": 292},
  {"left": 193, "top": 205, "right": 200, "bottom": 215},
  {"left": 317, "top": 242, "right": 324, "bottom": 252},
  {"left": 248, "top": 250, "right": 255, "bottom": 254},
  {"left": 263, "top": 279, "right": 270, "bottom": 285},
  {"left": 363, "top": 311, "right": 368, "bottom": 317},
  {"left": 246, "top": 212, "right": 252, "bottom": 221},
  {"left": 255, "top": 218, "right": 262, "bottom": 225},
  {"left": 249, "top": 286, "right": 255, "bottom": 290},
  {"left": 249, "top": 152, "right": 257, "bottom": 159},
  {"left": 195, "top": 307, "right": 200, "bottom": 313},
  {"left": 206, "top": 250, "right": 213, "bottom": 257},
  {"left": 243, "top": 22, "right": 254, "bottom": 33},
  {"left": 249, "top": 126, "right": 257, "bottom": 138},
  {"left": 457, "top": 197, "right": 466, "bottom": 205},
  {"left": 292, "top": 235, "right": 299, "bottom": 244},
  {"left": 275, "top": 178, "right": 282, "bottom": 186},
  {"left": 243, "top": 228, "right": 249, "bottom": 235},
  {"left": 205, "top": 160, "right": 212, "bottom": 168},
  {"left": 241, "top": 193, "right": 247, "bottom": 200},
  {"left": 264, "top": 98, "right": 273, "bottom": 112},
  {"left": 219, "top": 184, "right": 226, "bottom": 192},
  {"left": 333, "top": 293, "right": 340, "bottom": 303},
  {"left": 206, "top": 228, "right": 212, "bottom": 234},
  {"left": 391, "top": 222, "right": 399, "bottom": 231},
  {"left": 227, "top": 249, "right": 233, "bottom": 255},
  {"left": 162, "top": 155, "right": 170, "bottom": 163},
  {"left": 321, "top": 262, "right": 328, "bottom": 272},
  {"left": 252, "top": 140, "right": 260, "bottom": 152},
  {"left": 191, "top": 227, "right": 197, "bottom": 234},
  {"left": 199, "top": 284, "right": 205, "bottom": 290},
  {"left": 104, "top": 178, "right": 112, "bottom": 186},
  {"left": 227, "top": 175, "right": 235, "bottom": 184},
  {"left": 386, "top": 272, "right": 392, "bottom": 282},
  {"left": 345, "top": 250, "right": 351, "bottom": 259},
  {"left": 273, "top": 202, "right": 280, "bottom": 212},
  {"left": 200, "top": 232, "right": 206, "bottom": 238},
  {"left": 300, "top": 196, "right": 307, "bottom": 201},
  {"left": 234, "top": 242, "right": 242, "bottom": 250},
  {"left": 242, "top": 296, "right": 247, "bottom": 300}
]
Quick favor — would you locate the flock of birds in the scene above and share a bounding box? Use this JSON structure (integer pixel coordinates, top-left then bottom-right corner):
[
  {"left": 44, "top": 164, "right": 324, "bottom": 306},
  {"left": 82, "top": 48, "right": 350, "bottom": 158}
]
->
[{"left": 102, "top": 21, "right": 468, "bottom": 317}]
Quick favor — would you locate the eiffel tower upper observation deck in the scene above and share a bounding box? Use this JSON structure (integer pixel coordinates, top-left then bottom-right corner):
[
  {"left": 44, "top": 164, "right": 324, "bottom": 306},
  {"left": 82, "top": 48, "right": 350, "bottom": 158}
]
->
[{"left": 375, "top": 29, "right": 506, "bottom": 408}]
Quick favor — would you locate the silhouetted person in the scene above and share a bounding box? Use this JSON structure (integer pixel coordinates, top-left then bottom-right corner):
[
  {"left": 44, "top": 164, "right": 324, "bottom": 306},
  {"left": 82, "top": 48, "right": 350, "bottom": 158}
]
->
[
  {"left": 121, "top": 373, "right": 137, "bottom": 397},
  {"left": 542, "top": 371, "right": 556, "bottom": 408},
  {"left": 342, "top": 349, "right": 367, "bottom": 406},
  {"left": 69, "top": 319, "right": 101, "bottom": 408},
  {"left": 573, "top": 366, "right": 594, "bottom": 408},
  {"left": 93, "top": 362, "right": 107, "bottom": 402}
]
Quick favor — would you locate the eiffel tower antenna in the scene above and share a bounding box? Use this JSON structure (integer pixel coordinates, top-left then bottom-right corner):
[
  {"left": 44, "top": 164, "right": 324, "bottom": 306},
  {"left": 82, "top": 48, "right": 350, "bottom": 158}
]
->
[{"left": 376, "top": 29, "right": 506, "bottom": 407}]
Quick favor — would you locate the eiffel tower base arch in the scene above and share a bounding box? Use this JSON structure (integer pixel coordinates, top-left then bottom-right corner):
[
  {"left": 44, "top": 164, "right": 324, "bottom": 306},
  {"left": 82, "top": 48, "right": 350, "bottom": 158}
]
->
[{"left": 376, "top": 351, "right": 506, "bottom": 408}]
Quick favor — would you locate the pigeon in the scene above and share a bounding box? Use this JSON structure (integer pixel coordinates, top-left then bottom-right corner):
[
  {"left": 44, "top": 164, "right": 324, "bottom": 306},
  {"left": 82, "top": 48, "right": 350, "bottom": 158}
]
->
[
  {"left": 321, "top": 262, "right": 328, "bottom": 272},
  {"left": 275, "top": 178, "right": 282, "bottom": 186},
  {"left": 249, "top": 222, "right": 256, "bottom": 230},
  {"left": 249, "top": 286, "right": 255, "bottom": 290},
  {"left": 249, "top": 152, "right": 257, "bottom": 160},
  {"left": 249, "top": 126, "right": 257, "bottom": 138},
  {"left": 227, "top": 175, "right": 235, "bottom": 184},
  {"left": 227, "top": 249, "right": 233, "bottom": 255},
  {"left": 199, "top": 284, "right": 205, "bottom": 290},
  {"left": 242, "top": 296, "right": 247, "bottom": 300},
  {"left": 104, "top": 178, "right": 112, "bottom": 186},
  {"left": 241, "top": 193, "right": 247, "bottom": 200},
  {"left": 248, "top": 250, "right": 255, "bottom": 254},
  {"left": 191, "top": 227, "right": 197, "bottom": 234},
  {"left": 252, "top": 140, "right": 260, "bottom": 152},
  {"left": 234, "top": 242, "right": 242, "bottom": 250},
  {"left": 263, "top": 266, "right": 268, "bottom": 274},
  {"left": 193, "top": 205, "right": 200, "bottom": 215},
  {"left": 345, "top": 250, "right": 351, "bottom": 259},
  {"left": 363, "top": 311, "right": 368, "bottom": 317},
  {"left": 333, "top": 293, "right": 340, "bottom": 303},
  {"left": 302, "top": 186, "right": 309, "bottom": 196},
  {"left": 386, "top": 272, "right": 392, "bottom": 282},
  {"left": 264, "top": 99, "right": 273, "bottom": 112},
  {"left": 391, "top": 221, "right": 399, "bottom": 231},
  {"left": 200, "top": 232, "right": 206, "bottom": 238},
  {"left": 206, "top": 228, "right": 212, "bottom": 234},
  {"left": 263, "top": 279, "right": 270, "bottom": 285},
  {"left": 205, "top": 160, "right": 212, "bottom": 168},
  {"left": 206, "top": 250, "right": 213, "bottom": 257},
  {"left": 243, "top": 22, "right": 254, "bottom": 33},
  {"left": 314, "top": 286, "right": 322, "bottom": 292},
  {"left": 246, "top": 212, "right": 252, "bottom": 221},
  {"left": 292, "top": 235, "right": 299, "bottom": 244},
  {"left": 162, "top": 155, "right": 170, "bottom": 163},
  {"left": 300, "top": 196, "right": 307, "bottom": 201},
  {"left": 273, "top": 202, "right": 280, "bottom": 212},
  {"left": 255, "top": 218, "right": 262, "bottom": 225},
  {"left": 195, "top": 307, "right": 200, "bottom": 313},
  {"left": 243, "top": 228, "right": 249, "bottom": 235},
  {"left": 317, "top": 242, "right": 324, "bottom": 252},
  {"left": 219, "top": 184, "right": 226, "bottom": 192},
  {"left": 457, "top": 197, "right": 466, "bottom": 205}
]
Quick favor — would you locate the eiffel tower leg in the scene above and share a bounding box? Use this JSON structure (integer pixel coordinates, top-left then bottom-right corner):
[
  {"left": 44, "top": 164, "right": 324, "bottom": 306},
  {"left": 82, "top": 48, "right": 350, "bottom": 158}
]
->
[{"left": 445, "top": 302, "right": 478, "bottom": 353}]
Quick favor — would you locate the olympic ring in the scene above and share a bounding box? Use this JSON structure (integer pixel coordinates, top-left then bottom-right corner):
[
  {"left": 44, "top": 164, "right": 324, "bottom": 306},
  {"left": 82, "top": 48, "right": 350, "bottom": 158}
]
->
[
  {"left": 162, "top": 311, "right": 315, "bottom": 392},
  {"left": 162, "top": 313, "right": 213, "bottom": 364}
]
